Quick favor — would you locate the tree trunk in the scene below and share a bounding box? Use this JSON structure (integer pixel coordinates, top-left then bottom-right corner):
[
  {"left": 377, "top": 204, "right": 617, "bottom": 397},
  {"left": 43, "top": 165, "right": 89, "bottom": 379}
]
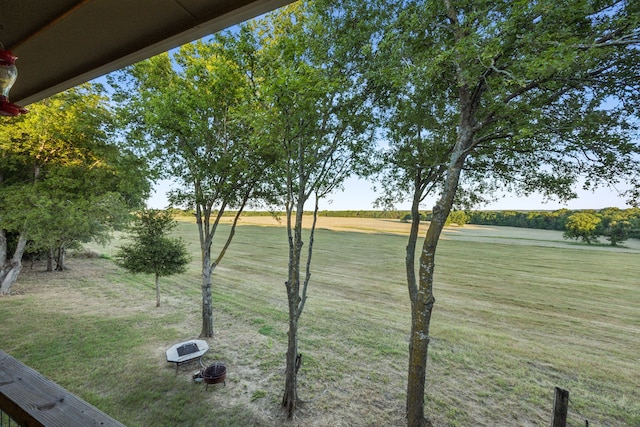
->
[
  {"left": 405, "top": 185, "right": 434, "bottom": 427},
  {"left": 47, "top": 248, "right": 54, "bottom": 272},
  {"left": 282, "top": 196, "right": 305, "bottom": 419},
  {"left": 200, "top": 249, "right": 214, "bottom": 337},
  {"left": 0, "top": 231, "right": 28, "bottom": 295},
  {"left": 55, "top": 245, "right": 66, "bottom": 271},
  {"left": 196, "top": 202, "right": 216, "bottom": 338},
  {"left": 406, "top": 155, "right": 466, "bottom": 426},
  {"left": 406, "top": 238, "right": 437, "bottom": 427},
  {"left": 155, "top": 273, "right": 161, "bottom": 308},
  {"left": 282, "top": 313, "right": 299, "bottom": 418},
  {"left": 0, "top": 263, "right": 22, "bottom": 295}
]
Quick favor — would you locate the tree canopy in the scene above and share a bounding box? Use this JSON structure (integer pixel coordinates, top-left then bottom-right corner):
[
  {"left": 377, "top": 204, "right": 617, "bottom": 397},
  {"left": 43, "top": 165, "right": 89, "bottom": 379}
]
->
[
  {"left": 327, "top": 0, "right": 640, "bottom": 424},
  {"left": 110, "top": 36, "right": 279, "bottom": 337},
  {"left": 229, "top": 1, "right": 375, "bottom": 417},
  {"left": 0, "top": 84, "right": 150, "bottom": 294}
]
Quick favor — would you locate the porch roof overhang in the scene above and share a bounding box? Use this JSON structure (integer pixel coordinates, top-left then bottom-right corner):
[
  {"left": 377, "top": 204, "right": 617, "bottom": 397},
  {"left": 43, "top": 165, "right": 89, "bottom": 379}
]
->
[{"left": 1, "top": 0, "right": 294, "bottom": 106}]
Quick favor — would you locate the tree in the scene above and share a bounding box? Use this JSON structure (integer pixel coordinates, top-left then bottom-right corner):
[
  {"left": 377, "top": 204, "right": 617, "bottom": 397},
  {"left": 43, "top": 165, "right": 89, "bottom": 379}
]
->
[
  {"left": 228, "top": 3, "right": 374, "bottom": 418},
  {"left": 115, "top": 209, "right": 190, "bottom": 307},
  {"left": 604, "top": 218, "right": 632, "bottom": 246},
  {"left": 563, "top": 212, "right": 602, "bottom": 244},
  {"left": 0, "top": 84, "right": 149, "bottom": 295},
  {"left": 447, "top": 211, "right": 469, "bottom": 226},
  {"left": 331, "top": 0, "right": 640, "bottom": 424},
  {"left": 598, "top": 207, "right": 635, "bottom": 245},
  {"left": 110, "top": 39, "right": 277, "bottom": 337}
]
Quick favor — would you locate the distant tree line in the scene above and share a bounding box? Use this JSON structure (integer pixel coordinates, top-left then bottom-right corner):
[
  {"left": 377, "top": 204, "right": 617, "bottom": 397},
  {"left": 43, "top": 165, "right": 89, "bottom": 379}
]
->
[
  {"left": 467, "top": 209, "right": 571, "bottom": 230},
  {"left": 467, "top": 208, "right": 640, "bottom": 241},
  {"left": 169, "top": 206, "right": 640, "bottom": 244},
  {"left": 399, "top": 207, "right": 640, "bottom": 244}
]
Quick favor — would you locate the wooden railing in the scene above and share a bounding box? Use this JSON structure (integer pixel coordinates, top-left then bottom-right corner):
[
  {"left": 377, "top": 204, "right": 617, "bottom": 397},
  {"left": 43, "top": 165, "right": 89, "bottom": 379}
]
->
[{"left": 0, "top": 350, "right": 125, "bottom": 426}]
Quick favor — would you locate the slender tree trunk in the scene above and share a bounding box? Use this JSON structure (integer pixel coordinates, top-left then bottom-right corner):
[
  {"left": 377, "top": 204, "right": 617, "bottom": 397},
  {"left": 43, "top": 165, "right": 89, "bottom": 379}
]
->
[
  {"left": 55, "top": 245, "right": 66, "bottom": 271},
  {"left": 200, "top": 248, "right": 214, "bottom": 337},
  {"left": 282, "top": 194, "right": 305, "bottom": 419},
  {"left": 407, "top": 298, "right": 434, "bottom": 427},
  {"left": 405, "top": 180, "right": 430, "bottom": 427},
  {"left": 406, "top": 155, "right": 466, "bottom": 426},
  {"left": 282, "top": 264, "right": 301, "bottom": 417},
  {"left": 0, "top": 231, "right": 28, "bottom": 295},
  {"left": 282, "top": 307, "right": 299, "bottom": 418},
  {"left": 196, "top": 201, "right": 215, "bottom": 338},
  {"left": 406, "top": 234, "right": 438, "bottom": 427},
  {"left": 155, "top": 272, "right": 161, "bottom": 307}
]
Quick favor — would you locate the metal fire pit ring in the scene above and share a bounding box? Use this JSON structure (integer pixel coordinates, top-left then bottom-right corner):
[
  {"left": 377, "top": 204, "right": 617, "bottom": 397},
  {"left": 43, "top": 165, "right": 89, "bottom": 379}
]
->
[{"left": 201, "top": 362, "right": 226, "bottom": 390}]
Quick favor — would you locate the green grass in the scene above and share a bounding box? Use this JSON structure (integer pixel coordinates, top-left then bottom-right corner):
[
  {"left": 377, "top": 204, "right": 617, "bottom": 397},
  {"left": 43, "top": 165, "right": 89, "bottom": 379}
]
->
[{"left": 1, "top": 220, "right": 639, "bottom": 426}]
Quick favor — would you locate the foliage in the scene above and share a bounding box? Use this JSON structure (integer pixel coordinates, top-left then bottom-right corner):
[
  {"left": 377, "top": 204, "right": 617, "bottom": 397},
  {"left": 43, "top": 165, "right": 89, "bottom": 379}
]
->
[
  {"left": 110, "top": 34, "right": 278, "bottom": 336},
  {"left": 597, "top": 207, "right": 639, "bottom": 245},
  {"left": 0, "top": 84, "right": 149, "bottom": 293},
  {"left": 446, "top": 211, "right": 469, "bottom": 226},
  {"left": 365, "top": 0, "right": 640, "bottom": 209},
  {"left": 226, "top": 1, "right": 375, "bottom": 418},
  {"left": 563, "top": 212, "right": 602, "bottom": 244},
  {"left": 468, "top": 209, "right": 573, "bottom": 230},
  {"left": 604, "top": 218, "right": 633, "bottom": 246},
  {"left": 329, "top": 0, "right": 640, "bottom": 424},
  {"left": 115, "top": 209, "right": 190, "bottom": 307},
  {"left": 468, "top": 208, "right": 640, "bottom": 244}
]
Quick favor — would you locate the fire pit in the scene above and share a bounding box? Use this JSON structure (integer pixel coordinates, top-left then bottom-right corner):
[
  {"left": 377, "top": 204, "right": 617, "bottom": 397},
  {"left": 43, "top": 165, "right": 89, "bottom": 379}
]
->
[{"left": 201, "top": 362, "right": 226, "bottom": 390}]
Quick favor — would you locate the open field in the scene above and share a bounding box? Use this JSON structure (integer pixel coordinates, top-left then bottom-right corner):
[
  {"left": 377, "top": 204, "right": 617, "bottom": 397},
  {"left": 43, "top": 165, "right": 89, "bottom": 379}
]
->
[{"left": 1, "top": 217, "right": 639, "bottom": 426}]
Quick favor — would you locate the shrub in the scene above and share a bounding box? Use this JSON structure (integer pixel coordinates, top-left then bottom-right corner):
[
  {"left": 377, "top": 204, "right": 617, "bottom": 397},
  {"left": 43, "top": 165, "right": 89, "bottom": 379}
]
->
[{"left": 448, "top": 211, "right": 469, "bottom": 226}]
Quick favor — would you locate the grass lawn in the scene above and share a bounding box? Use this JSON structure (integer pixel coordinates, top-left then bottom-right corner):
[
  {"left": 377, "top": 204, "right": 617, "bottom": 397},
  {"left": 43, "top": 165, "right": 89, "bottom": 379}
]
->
[{"left": 1, "top": 217, "right": 638, "bottom": 426}]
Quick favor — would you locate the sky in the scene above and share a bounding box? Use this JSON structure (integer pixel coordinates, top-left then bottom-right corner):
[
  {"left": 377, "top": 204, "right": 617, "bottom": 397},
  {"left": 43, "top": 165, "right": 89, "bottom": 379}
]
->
[{"left": 146, "top": 176, "right": 633, "bottom": 212}]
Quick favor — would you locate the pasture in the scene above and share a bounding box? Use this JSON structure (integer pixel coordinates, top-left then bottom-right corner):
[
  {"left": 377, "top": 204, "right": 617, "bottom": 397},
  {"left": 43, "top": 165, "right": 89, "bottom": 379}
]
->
[{"left": 1, "top": 217, "right": 638, "bottom": 426}]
